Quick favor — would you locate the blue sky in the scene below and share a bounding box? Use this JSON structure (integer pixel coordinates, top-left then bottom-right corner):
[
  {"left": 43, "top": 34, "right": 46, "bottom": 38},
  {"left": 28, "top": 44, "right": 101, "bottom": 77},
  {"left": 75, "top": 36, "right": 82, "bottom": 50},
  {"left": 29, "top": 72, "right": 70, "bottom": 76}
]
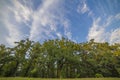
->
[{"left": 0, "top": 0, "right": 120, "bottom": 46}]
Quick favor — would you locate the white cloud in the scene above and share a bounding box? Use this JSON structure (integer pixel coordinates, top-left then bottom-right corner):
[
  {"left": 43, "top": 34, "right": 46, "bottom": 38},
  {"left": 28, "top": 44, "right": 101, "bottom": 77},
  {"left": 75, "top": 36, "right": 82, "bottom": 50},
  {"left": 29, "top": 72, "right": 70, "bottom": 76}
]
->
[
  {"left": 87, "top": 18, "right": 106, "bottom": 42},
  {"left": 5, "top": 21, "right": 22, "bottom": 46},
  {"left": 11, "top": 0, "right": 33, "bottom": 26},
  {"left": 0, "top": 0, "right": 73, "bottom": 46},
  {"left": 0, "top": 0, "right": 32, "bottom": 46},
  {"left": 29, "top": 0, "right": 72, "bottom": 41},
  {"left": 87, "top": 13, "right": 120, "bottom": 44},
  {"left": 56, "top": 33, "right": 62, "bottom": 39},
  {"left": 77, "top": 0, "right": 89, "bottom": 14},
  {"left": 110, "top": 28, "right": 120, "bottom": 44}
]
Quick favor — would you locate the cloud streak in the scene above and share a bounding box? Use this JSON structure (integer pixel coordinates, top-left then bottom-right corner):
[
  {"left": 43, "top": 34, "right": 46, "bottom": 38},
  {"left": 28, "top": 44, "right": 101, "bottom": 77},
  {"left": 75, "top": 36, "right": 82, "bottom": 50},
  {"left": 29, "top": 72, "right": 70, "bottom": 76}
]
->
[
  {"left": 0, "top": 0, "right": 119, "bottom": 46},
  {"left": 0, "top": 0, "right": 28, "bottom": 46},
  {"left": 77, "top": 0, "right": 89, "bottom": 14},
  {"left": 0, "top": 0, "right": 72, "bottom": 46},
  {"left": 29, "top": 0, "right": 72, "bottom": 41},
  {"left": 87, "top": 13, "right": 120, "bottom": 44}
]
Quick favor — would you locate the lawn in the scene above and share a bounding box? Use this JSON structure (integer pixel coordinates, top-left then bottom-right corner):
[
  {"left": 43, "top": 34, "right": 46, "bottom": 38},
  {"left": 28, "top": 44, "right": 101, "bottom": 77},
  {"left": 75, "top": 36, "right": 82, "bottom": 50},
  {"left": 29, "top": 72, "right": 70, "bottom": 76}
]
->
[{"left": 0, "top": 78, "right": 120, "bottom": 80}]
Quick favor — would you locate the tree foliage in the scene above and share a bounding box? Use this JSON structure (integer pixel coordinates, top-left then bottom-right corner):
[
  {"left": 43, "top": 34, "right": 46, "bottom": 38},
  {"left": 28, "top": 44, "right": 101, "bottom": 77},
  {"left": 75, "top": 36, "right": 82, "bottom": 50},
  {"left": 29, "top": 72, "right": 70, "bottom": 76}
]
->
[{"left": 0, "top": 38, "right": 120, "bottom": 78}]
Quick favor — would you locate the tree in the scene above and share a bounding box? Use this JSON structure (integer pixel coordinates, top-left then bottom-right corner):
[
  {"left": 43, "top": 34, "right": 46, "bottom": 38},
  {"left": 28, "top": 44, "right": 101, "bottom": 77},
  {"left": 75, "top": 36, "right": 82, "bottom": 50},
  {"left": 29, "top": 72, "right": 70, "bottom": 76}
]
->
[{"left": 0, "top": 38, "right": 120, "bottom": 78}]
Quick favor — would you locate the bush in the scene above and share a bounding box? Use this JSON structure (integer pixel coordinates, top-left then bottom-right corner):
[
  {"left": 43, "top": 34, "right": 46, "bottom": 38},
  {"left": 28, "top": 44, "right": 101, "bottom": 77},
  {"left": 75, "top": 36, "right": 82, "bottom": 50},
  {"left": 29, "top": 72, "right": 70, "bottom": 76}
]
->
[{"left": 95, "top": 73, "right": 103, "bottom": 78}]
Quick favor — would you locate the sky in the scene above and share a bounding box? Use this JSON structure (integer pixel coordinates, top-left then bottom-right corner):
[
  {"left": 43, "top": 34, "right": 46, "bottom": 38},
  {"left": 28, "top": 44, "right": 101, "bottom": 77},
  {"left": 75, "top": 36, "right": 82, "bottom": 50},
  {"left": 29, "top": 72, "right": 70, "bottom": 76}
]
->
[{"left": 0, "top": 0, "right": 120, "bottom": 47}]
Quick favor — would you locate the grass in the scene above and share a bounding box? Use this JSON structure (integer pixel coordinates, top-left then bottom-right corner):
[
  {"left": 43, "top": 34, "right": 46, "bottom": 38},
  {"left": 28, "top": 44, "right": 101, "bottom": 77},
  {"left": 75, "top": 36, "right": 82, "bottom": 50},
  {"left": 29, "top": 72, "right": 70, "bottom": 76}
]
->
[{"left": 0, "top": 77, "right": 120, "bottom": 80}]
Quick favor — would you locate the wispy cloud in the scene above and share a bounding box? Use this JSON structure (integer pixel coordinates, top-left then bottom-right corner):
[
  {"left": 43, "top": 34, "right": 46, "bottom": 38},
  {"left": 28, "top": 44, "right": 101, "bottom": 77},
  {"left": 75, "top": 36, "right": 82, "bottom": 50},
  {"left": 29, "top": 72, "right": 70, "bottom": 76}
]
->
[
  {"left": 12, "top": 0, "right": 33, "bottom": 26},
  {"left": 0, "top": 0, "right": 30, "bottom": 46},
  {"left": 77, "top": 0, "right": 89, "bottom": 14},
  {"left": 29, "top": 0, "right": 72, "bottom": 41},
  {"left": 0, "top": 0, "right": 33, "bottom": 46},
  {"left": 87, "top": 17, "right": 106, "bottom": 42},
  {"left": 0, "top": 0, "right": 72, "bottom": 46},
  {"left": 110, "top": 28, "right": 120, "bottom": 44},
  {"left": 87, "top": 13, "right": 120, "bottom": 44}
]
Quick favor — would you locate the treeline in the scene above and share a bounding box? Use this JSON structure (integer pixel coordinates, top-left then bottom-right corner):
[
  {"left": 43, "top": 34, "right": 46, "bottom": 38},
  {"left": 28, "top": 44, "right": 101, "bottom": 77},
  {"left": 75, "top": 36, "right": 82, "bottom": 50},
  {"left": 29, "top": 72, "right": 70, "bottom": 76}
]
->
[{"left": 0, "top": 38, "right": 120, "bottom": 78}]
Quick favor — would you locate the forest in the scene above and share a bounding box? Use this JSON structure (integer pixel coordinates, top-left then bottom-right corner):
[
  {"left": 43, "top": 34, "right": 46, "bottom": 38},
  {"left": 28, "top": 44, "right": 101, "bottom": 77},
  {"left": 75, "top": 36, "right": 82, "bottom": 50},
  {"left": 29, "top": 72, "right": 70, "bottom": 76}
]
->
[{"left": 0, "top": 38, "right": 120, "bottom": 78}]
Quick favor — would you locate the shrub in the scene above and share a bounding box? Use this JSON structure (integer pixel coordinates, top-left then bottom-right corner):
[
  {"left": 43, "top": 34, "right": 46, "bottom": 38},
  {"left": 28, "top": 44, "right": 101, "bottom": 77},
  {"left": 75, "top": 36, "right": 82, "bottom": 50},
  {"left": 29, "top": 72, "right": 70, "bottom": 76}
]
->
[{"left": 95, "top": 73, "right": 103, "bottom": 78}]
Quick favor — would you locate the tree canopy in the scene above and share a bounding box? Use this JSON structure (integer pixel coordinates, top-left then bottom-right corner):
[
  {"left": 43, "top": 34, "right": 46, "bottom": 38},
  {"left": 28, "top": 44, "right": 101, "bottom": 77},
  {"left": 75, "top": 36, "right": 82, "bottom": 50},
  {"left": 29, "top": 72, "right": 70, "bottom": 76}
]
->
[{"left": 0, "top": 38, "right": 120, "bottom": 78}]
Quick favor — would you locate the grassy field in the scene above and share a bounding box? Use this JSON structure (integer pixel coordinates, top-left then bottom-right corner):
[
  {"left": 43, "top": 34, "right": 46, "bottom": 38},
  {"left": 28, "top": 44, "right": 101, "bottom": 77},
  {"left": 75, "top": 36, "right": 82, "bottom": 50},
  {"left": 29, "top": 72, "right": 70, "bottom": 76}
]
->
[{"left": 0, "top": 78, "right": 120, "bottom": 80}]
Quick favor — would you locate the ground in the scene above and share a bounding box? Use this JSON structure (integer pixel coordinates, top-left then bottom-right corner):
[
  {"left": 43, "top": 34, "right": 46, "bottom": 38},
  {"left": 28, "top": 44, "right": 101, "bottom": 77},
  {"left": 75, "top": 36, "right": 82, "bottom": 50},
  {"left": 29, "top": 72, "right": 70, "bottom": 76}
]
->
[{"left": 0, "top": 78, "right": 120, "bottom": 80}]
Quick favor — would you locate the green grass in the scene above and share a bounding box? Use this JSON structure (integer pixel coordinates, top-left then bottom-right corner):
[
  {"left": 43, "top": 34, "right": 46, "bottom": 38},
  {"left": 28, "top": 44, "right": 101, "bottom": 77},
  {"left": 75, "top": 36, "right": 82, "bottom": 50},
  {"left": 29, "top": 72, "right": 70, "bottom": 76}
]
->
[{"left": 0, "top": 77, "right": 120, "bottom": 80}]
